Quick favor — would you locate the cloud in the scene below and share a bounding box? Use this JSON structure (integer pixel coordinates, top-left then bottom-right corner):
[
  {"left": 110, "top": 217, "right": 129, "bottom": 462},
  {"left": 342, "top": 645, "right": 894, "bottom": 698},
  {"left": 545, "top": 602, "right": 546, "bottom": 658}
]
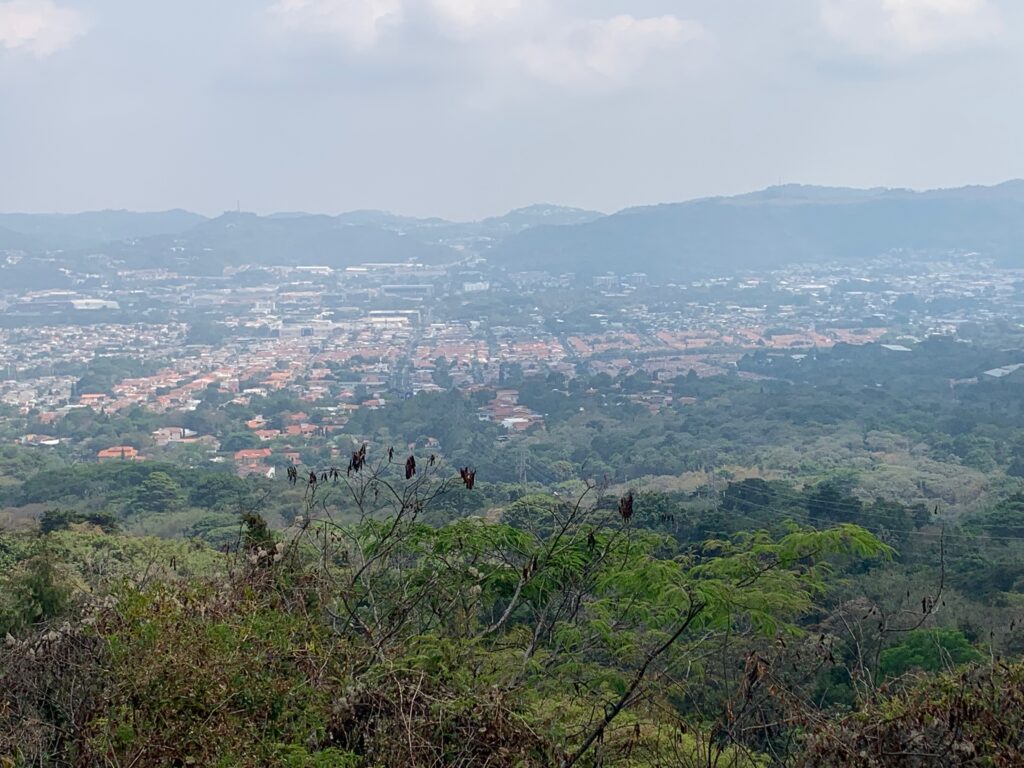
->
[
  {"left": 268, "top": 0, "right": 404, "bottom": 51},
  {"left": 517, "top": 15, "right": 708, "bottom": 88},
  {"left": 0, "top": 0, "right": 89, "bottom": 57},
  {"left": 265, "top": 2, "right": 708, "bottom": 88},
  {"left": 820, "top": 0, "right": 999, "bottom": 59},
  {"left": 268, "top": 0, "right": 530, "bottom": 46},
  {"left": 428, "top": 0, "right": 527, "bottom": 34}
]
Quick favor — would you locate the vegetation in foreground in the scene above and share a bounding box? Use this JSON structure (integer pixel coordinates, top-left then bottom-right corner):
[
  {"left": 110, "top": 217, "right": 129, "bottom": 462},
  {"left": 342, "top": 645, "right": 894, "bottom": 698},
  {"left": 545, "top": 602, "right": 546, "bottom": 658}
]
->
[{"left": 2, "top": 457, "right": 1017, "bottom": 767}]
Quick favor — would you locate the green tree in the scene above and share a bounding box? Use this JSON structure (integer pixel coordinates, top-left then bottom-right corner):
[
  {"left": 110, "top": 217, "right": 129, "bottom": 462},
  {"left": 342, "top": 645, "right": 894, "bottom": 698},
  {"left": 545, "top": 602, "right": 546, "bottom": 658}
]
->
[
  {"left": 299, "top": 466, "right": 890, "bottom": 768},
  {"left": 188, "top": 473, "right": 252, "bottom": 510},
  {"left": 39, "top": 508, "right": 75, "bottom": 534},
  {"left": 185, "top": 319, "right": 231, "bottom": 346},
  {"left": 806, "top": 479, "right": 863, "bottom": 523},
  {"left": 879, "top": 629, "right": 982, "bottom": 678},
  {"left": 133, "top": 471, "right": 184, "bottom": 515},
  {"left": 221, "top": 432, "right": 259, "bottom": 453},
  {"left": 971, "top": 493, "right": 1024, "bottom": 538},
  {"left": 432, "top": 356, "right": 454, "bottom": 389}
]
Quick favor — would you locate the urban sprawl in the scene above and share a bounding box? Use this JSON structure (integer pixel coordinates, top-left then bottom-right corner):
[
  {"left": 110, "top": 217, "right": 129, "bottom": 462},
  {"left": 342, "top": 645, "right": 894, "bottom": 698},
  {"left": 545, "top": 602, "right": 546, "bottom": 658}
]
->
[{"left": 2, "top": 251, "right": 1021, "bottom": 480}]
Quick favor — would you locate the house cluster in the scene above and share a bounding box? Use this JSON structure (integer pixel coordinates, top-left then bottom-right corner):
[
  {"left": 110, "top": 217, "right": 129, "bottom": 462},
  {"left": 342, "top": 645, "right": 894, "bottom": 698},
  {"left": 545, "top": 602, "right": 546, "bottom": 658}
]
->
[{"left": 476, "top": 390, "right": 545, "bottom": 432}]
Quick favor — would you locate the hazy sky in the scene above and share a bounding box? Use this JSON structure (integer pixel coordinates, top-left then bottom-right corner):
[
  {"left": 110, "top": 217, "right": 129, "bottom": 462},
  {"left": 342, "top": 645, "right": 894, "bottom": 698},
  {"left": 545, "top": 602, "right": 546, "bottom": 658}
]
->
[{"left": 1, "top": 0, "right": 1023, "bottom": 219}]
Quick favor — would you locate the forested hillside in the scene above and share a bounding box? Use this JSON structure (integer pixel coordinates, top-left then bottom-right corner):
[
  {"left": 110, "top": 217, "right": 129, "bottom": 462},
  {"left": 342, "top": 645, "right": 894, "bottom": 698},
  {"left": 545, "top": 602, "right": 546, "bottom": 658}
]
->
[{"left": 3, "top": 433, "right": 1024, "bottom": 765}]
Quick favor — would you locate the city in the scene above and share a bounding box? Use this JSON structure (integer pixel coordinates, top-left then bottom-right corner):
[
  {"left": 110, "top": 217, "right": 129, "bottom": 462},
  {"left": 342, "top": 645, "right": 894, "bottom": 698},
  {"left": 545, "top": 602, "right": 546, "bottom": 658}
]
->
[{"left": 3, "top": 246, "right": 1022, "bottom": 483}]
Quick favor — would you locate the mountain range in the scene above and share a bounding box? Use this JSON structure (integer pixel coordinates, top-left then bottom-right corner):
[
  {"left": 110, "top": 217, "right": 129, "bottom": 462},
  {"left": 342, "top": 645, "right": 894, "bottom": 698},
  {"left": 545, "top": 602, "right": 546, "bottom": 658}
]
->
[
  {"left": 4, "top": 182, "right": 1024, "bottom": 277},
  {"left": 490, "top": 181, "right": 1024, "bottom": 276}
]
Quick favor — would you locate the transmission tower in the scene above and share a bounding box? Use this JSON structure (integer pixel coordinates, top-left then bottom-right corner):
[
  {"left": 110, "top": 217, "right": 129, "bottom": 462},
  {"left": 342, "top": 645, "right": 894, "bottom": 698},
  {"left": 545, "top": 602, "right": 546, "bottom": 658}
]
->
[{"left": 517, "top": 445, "right": 528, "bottom": 494}]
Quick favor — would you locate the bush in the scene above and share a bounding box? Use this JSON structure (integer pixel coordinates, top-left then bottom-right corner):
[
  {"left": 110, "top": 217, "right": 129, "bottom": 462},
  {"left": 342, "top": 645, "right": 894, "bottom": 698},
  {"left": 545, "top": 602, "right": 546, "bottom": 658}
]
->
[
  {"left": 0, "top": 553, "right": 72, "bottom": 636},
  {"left": 798, "top": 662, "right": 1024, "bottom": 767}
]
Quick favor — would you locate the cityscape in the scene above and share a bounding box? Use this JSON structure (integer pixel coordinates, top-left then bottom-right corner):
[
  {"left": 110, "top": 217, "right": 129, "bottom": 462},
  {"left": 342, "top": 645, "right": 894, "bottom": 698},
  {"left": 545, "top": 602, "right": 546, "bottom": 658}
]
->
[{"left": 3, "top": 245, "right": 1022, "bottom": 482}]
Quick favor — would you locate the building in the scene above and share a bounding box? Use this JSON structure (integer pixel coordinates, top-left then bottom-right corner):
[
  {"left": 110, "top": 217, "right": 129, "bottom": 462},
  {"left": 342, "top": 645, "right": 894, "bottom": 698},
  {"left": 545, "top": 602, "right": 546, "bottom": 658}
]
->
[
  {"left": 235, "top": 448, "right": 273, "bottom": 465},
  {"left": 97, "top": 446, "right": 140, "bottom": 461}
]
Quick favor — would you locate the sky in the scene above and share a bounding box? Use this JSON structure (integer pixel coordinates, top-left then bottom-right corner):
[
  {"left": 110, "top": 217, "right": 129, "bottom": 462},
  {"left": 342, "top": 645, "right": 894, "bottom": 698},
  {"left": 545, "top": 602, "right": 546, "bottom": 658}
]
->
[{"left": 1, "top": 0, "right": 1023, "bottom": 220}]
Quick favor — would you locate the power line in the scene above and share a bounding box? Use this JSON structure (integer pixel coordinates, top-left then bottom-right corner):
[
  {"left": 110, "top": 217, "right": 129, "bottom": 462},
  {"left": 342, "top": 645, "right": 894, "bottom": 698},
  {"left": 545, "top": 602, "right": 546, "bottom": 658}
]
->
[
  {"left": 594, "top": 473, "right": 1024, "bottom": 538},
  {"left": 719, "top": 485, "right": 1024, "bottom": 537},
  {"left": 497, "top": 459, "right": 1024, "bottom": 544},
  {"left": 653, "top": 492, "right": 1024, "bottom": 546}
]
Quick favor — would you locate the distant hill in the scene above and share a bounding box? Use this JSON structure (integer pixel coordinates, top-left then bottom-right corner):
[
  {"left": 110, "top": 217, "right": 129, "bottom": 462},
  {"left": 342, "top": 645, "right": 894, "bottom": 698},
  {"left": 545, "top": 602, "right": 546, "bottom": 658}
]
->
[
  {"left": 0, "top": 224, "right": 42, "bottom": 252},
  {"left": 7, "top": 185, "right": 1024, "bottom": 276},
  {"left": 0, "top": 210, "right": 207, "bottom": 250},
  {"left": 478, "top": 204, "right": 605, "bottom": 234},
  {"left": 0, "top": 205, "right": 605, "bottom": 267},
  {"left": 102, "top": 212, "right": 460, "bottom": 274},
  {"left": 334, "top": 210, "right": 452, "bottom": 230},
  {"left": 408, "top": 204, "right": 605, "bottom": 246},
  {"left": 2, "top": 206, "right": 608, "bottom": 273},
  {"left": 490, "top": 181, "right": 1024, "bottom": 277}
]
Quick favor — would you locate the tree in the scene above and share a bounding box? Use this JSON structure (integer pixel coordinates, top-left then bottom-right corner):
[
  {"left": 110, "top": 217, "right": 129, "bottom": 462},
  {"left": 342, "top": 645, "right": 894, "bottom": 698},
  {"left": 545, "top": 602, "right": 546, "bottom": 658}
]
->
[
  {"left": 879, "top": 629, "right": 983, "bottom": 678},
  {"left": 1008, "top": 455, "right": 1024, "bottom": 478},
  {"left": 431, "top": 356, "right": 453, "bottom": 389},
  {"left": 971, "top": 493, "right": 1024, "bottom": 538},
  {"left": 185, "top": 319, "right": 230, "bottom": 346},
  {"left": 221, "top": 432, "right": 259, "bottom": 453},
  {"left": 295, "top": 463, "right": 890, "bottom": 768},
  {"left": 806, "top": 479, "right": 863, "bottom": 523},
  {"left": 188, "top": 473, "right": 252, "bottom": 510},
  {"left": 39, "top": 508, "right": 75, "bottom": 534},
  {"left": 722, "top": 477, "right": 776, "bottom": 514},
  {"left": 133, "top": 471, "right": 184, "bottom": 515},
  {"left": 39, "top": 508, "right": 118, "bottom": 534},
  {"left": 499, "top": 362, "right": 523, "bottom": 386}
]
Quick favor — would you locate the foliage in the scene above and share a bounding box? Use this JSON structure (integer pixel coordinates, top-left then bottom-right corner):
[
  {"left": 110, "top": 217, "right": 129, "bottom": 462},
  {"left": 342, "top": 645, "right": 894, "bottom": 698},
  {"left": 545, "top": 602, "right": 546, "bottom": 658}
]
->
[
  {"left": 879, "top": 629, "right": 983, "bottom": 678},
  {"left": 0, "top": 470, "right": 891, "bottom": 767},
  {"left": 39, "top": 507, "right": 119, "bottom": 534},
  {"left": 0, "top": 550, "right": 70, "bottom": 636},
  {"left": 798, "top": 662, "right": 1024, "bottom": 766},
  {"left": 131, "top": 471, "right": 184, "bottom": 515}
]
